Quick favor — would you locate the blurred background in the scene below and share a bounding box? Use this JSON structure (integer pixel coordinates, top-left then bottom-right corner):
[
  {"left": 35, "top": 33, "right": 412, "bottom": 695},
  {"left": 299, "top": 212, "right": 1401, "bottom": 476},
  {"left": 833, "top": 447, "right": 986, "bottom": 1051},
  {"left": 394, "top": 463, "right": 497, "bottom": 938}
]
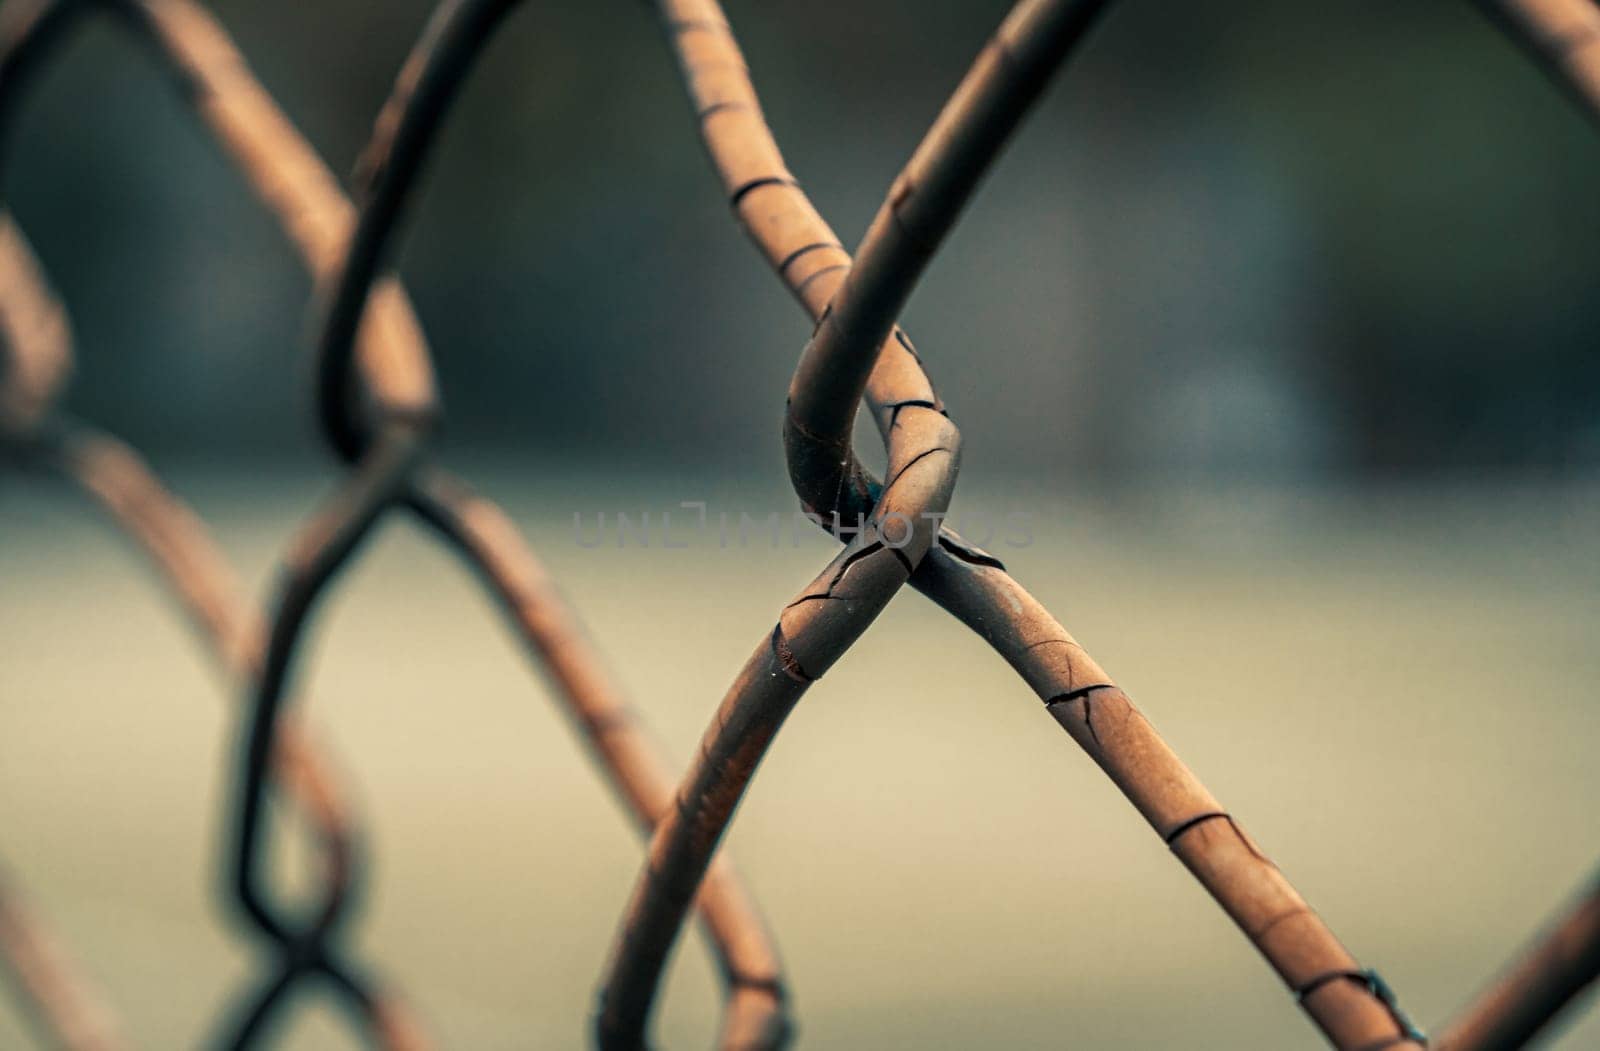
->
[
  {"left": 8, "top": 0, "right": 1600, "bottom": 475},
  {"left": 1, "top": 0, "right": 1598, "bottom": 1047}
]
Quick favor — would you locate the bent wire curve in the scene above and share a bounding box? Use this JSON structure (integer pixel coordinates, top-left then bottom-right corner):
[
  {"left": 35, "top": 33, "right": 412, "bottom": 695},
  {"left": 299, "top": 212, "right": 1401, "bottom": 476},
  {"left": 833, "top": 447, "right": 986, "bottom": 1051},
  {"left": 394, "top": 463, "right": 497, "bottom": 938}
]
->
[
  {"left": 0, "top": 3, "right": 426, "bottom": 1044},
  {"left": 1, "top": 0, "right": 1596, "bottom": 1047},
  {"left": 0, "top": 5, "right": 420, "bottom": 1045},
  {"left": 595, "top": 2, "right": 1112, "bottom": 1046},
  {"left": 201, "top": 0, "right": 792, "bottom": 1045},
  {"left": 0, "top": 208, "right": 429, "bottom": 1050},
  {"left": 315, "top": 0, "right": 514, "bottom": 465},
  {"left": 1435, "top": 866, "right": 1600, "bottom": 1051},
  {"left": 307, "top": 1, "right": 799, "bottom": 1044},
  {"left": 649, "top": 0, "right": 1600, "bottom": 1046},
  {"left": 1, "top": 0, "right": 789, "bottom": 1046},
  {"left": 1476, "top": 0, "right": 1600, "bottom": 123}
]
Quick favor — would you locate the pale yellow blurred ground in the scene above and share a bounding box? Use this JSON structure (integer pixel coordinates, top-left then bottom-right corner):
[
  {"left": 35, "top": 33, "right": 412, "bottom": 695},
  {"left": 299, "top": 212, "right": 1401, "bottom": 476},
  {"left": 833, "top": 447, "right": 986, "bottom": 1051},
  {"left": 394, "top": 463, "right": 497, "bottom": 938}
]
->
[{"left": 1, "top": 467, "right": 1597, "bottom": 1049}]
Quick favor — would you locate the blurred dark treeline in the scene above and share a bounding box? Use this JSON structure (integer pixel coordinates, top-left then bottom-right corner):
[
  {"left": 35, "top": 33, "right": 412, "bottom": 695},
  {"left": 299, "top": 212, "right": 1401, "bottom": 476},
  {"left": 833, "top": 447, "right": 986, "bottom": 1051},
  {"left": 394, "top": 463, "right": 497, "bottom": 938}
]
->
[{"left": 7, "top": 0, "right": 1599, "bottom": 480}]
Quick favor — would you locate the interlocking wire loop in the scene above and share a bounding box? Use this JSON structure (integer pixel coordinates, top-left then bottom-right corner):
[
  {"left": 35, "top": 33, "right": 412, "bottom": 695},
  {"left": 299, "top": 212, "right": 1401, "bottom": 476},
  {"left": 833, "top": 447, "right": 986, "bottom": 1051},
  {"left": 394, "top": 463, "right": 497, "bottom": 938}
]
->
[
  {"left": 595, "top": 0, "right": 1424, "bottom": 1046},
  {"left": 596, "top": 0, "right": 1600, "bottom": 1046},
  {"left": 0, "top": 0, "right": 787, "bottom": 1047},
  {"left": 0, "top": 1, "right": 415, "bottom": 1044},
  {"left": 1, "top": 0, "right": 1599, "bottom": 1048},
  {"left": 193, "top": 0, "right": 791, "bottom": 1044}
]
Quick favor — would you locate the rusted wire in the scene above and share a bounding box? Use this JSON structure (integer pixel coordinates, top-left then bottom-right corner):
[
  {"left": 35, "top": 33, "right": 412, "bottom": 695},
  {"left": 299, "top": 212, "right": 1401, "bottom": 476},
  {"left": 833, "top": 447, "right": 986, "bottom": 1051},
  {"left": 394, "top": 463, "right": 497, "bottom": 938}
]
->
[
  {"left": 1435, "top": 867, "right": 1600, "bottom": 1051},
  {"left": 1, "top": 0, "right": 788, "bottom": 1047},
  {"left": 1, "top": 0, "right": 1598, "bottom": 1047},
  {"left": 0, "top": 858, "right": 124, "bottom": 1051},
  {"left": 601, "top": 0, "right": 1600, "bottom": 1046},
  {"left": 590, "top": 1, "right": 1426, "bottom": 1047},
  {"left": 0, "top": 4, "right": 419, "bottom": 1043},
  {"left": 0, "top": 228, "right": 433, "bottom": 1051},
  {"left": 0, "top": 227, "right": 116, "bottom": 1051},
  {"left": 313, "top": 0, "right": 508, "bottom": 465},
  {"left": 1476, "top": 0, "right": 1600, "bottom": 123},
  {"left": 0, "top": 217, "right": 67, "bottom": 437},
  {"left": 82, "top": 0, "right": 794, "bottom": 1045},
  {"left": 234, "top": 5, "right": 791, "bottom": 1046},
  {"left": 0, "top": 189, "right": 411, "bottom": 1051}
]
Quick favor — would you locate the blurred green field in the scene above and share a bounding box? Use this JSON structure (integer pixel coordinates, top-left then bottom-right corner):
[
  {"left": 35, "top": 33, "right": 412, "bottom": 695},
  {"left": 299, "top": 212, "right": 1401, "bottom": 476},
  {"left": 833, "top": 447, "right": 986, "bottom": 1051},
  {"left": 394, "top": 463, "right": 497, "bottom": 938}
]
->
[{"left": 2, "top": 468, "right": 1597, "bottom": 1048}]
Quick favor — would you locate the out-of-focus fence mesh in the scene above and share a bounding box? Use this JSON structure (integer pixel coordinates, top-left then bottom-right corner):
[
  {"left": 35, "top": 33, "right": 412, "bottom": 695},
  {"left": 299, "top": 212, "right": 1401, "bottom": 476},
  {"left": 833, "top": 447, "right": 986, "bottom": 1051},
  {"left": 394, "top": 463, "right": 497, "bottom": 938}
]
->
[{"left": 0, "top": 0, "right": 1596, "bottom": 1049}]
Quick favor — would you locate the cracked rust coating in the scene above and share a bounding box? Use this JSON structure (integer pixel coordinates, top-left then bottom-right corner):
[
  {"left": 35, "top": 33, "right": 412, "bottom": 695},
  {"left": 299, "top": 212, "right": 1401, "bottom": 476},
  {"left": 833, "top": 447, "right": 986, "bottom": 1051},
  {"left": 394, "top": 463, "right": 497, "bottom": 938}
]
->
[{"left": 1, "top": 0, "right": 1598, "bottom": 1049}]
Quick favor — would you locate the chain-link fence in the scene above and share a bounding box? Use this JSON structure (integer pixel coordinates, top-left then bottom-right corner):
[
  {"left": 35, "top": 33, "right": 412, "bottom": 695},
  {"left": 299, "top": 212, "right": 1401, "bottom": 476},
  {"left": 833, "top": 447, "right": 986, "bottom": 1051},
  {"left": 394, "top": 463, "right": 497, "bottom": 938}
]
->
[{"left": 1, "top": 0, "right": 1597, "bottom": 1048}]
